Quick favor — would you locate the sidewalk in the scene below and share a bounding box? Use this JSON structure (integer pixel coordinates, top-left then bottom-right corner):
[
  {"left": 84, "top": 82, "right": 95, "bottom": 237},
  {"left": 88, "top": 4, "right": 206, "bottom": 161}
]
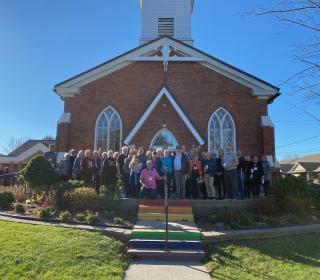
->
[{"left": 124, "top": 260, "right": 211, "bottom": 280}]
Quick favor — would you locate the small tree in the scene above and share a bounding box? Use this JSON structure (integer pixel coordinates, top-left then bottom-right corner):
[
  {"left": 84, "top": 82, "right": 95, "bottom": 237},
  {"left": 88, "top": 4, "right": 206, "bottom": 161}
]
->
[{"left": 20, "top": 156, "right": 60, "bottom": 192}]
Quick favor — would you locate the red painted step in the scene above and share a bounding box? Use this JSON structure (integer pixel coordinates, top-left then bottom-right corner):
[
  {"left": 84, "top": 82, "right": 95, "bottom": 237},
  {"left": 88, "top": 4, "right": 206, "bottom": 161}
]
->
[{"left": 139, "top": 200, "right": 192, "bottom": 207}]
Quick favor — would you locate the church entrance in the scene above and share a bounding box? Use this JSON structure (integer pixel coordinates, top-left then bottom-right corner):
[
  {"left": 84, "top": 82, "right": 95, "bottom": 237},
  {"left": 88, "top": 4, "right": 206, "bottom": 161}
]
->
[{"left": 149, "top": 128, "right": 178, "bottom": 151}]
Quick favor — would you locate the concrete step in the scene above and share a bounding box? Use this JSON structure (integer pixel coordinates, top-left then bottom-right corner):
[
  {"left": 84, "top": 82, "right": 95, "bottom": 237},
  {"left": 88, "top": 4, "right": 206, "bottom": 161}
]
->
[
  {"left": 127, "top": 249, "right": 205, "bottom": 261},
  {"left": 138, "top": 212, "right": 194, "bottom": 222},
  {"left": 131, "top": 230, "right": 201, "bottom": 240},
  {"left": 138, "top": 205, "right": 193, "bottom": 213},
  {"left": 139, "top": 200, "right": 192, "bottom": 207},
  {"left": 134, "top": 221, "right": 199, "bottom": 231},
  {"left": 129, "top": 239, "right": 203, "bottom": 250}
]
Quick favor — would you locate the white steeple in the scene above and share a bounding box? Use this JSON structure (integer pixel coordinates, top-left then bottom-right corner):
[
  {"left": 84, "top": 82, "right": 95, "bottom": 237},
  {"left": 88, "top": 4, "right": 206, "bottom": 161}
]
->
[{"left": 139, "top": 0, "right": 194, "bottom": 45}]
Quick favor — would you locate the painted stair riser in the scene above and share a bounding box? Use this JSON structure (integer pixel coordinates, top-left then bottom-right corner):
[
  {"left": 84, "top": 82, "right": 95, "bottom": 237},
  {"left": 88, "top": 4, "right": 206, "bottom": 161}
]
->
[
  {"left": 138, "top": 213, "right": 193, "bottom": 219},
  {"left": 138, "top": 216, "right": 194, "bottom": 222},
  {"left": 139, "top": 200, "right": 192, "bottom": 207},
  {"left": 138, "top": 206, "right": 193, "bottom": 213},
  {"left": 127, "top": 250, "right": 205, "bottom": 261},
  {"left": 130, "top": 240, "right": 203, "bottom": 250},
  {"left": 132, "top": 231, "right": 201, "bottom": 240}
]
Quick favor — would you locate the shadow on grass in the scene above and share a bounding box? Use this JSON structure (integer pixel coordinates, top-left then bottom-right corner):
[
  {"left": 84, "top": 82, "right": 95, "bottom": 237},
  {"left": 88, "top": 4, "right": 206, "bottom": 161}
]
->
[{"left": 205, "top": 233, "right": 320, "bottom": 279}]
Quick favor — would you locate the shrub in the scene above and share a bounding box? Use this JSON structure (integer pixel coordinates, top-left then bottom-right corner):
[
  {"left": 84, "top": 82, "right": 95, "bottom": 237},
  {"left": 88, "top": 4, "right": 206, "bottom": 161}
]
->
[
  {"left": 59, "top": 211, "right": 71, "bottom": 222},
  {"left": 0, "top": 192, "right": 15, "bottom": 209},
  {"left": 85, "top": 212, "right": 99, "bottom": 225},
  {"left": 0, "top": 185, "right": 27, "bottom": 202},
  {"left": 75, "top": 213, "right": 85, "bottom": 221},
  {"left": 62, "top": 187, "right": 105, "bottom": 212},
  {"left": 20, "top": 156, "right": 60, "bottom": 192},
  {"left": 15, "top": 204, "right": 26, "bottom": 214},
  {"left": 272, "top": 176, "right": 317, "bottom": 216},
  {"left": 67, "top": 180, "right": 87, "bottom": 189},
  {"left": 210, "top": 207, "right": 256, "bottom": 229},
  {"left": 38, "top": 207, "right": 52, "bottom": 220},
  {"left": 248, "top": 197, "right": 281, "bottom": 216}
]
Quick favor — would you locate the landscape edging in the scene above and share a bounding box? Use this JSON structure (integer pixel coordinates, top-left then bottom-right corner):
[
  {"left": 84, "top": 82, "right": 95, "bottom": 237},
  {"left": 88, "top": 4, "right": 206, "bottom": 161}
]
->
[{"left": 202, "top": 223, "right": 320, "bottom": 243}]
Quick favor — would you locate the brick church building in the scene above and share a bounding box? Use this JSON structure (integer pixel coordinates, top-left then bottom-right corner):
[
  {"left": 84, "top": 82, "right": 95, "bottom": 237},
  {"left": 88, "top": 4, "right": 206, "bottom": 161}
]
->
[{"left": 54, "top": 0, "right": 280, "bottom": 162}]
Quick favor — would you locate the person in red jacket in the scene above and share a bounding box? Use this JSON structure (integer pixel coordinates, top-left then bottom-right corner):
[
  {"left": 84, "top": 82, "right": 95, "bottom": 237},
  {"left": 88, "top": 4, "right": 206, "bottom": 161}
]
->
[{"left": 188, "top": 151, "right": 203, "bottom": 199}]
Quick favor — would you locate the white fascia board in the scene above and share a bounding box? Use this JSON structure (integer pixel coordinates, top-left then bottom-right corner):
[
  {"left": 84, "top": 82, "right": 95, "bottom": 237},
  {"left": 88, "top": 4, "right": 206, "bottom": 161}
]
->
[
  {"left": 58, "top": 112, "right": 71, "bottom": 124},
  {"left": 124, "top": 86, "right": 205, "bottom": 145},
  {"left": 261, "top": 116, "right": 274, "bottom": 128},
  {"left": 0, "top": 143, "right": 49, "bottom": 164},
  {"left": 55, "top": 37, "right": 278, "bottom": 98}
]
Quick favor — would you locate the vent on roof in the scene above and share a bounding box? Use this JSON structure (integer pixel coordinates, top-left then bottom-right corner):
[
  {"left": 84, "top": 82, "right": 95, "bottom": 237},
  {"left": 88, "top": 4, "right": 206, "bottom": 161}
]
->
[{"left": 158, "top": 18, "right": 174, "bottom": 37}]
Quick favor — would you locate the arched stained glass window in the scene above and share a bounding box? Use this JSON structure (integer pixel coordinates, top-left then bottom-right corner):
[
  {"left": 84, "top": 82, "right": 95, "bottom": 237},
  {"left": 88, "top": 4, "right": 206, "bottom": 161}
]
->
[
  {"left": 150, "top": 129, "right": 178, "bottom": 150},
  {"left": 208, "top": 108, "right": 236, "bottom": 152},
  {"left": 95, "top": 107, "right": 122, "bottom": 152}
]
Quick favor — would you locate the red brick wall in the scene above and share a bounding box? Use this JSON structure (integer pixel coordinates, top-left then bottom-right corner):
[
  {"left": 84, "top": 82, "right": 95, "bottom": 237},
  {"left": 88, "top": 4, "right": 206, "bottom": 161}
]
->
[
  {"left": 57, "top": 61, "right": 271, "bottom": 156},
  {"left": 262, "top": 126, "right": 275, "bottom": 156}
]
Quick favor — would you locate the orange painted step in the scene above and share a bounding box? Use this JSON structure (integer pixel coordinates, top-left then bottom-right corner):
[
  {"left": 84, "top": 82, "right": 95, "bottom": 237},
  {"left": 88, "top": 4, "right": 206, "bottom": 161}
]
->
[
  {"left": 139, "top": 205, "right": 193, "bottom": 213},
  {"left": 139, "top": 200, "right": 192, "bottom": 207}
]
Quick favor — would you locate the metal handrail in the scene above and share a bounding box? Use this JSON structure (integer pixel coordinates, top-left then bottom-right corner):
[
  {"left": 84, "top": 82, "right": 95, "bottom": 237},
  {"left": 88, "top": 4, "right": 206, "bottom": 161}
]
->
[{"left": 164, "top": 169, "right": 169, "bottom": 251}]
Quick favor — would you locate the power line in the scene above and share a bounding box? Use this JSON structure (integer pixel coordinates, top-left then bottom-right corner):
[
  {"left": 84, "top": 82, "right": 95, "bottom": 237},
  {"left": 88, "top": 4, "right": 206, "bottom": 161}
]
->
[{"left": 276, "top": 135, "right": 319, "bottom": 149}]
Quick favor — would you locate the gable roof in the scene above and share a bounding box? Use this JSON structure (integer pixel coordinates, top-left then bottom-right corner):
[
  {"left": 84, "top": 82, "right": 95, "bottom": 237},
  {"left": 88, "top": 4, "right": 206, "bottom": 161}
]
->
[
  {"left": 8, "top": 140, "right": 55, "bottom": 157},
  {"left": 54, "top": 36, "right": 280, "bottom": 102},
  {"left": 298, "top": 162, "right": 320, "bottom": 172},
  {"left": 280, "top": 163, "right": 295, "bottom": 173},
  {"left": 123, "top": 86, "right": 205, "bottom": 145},
  {"left": 280, "top": 153, "right": 320, "bottom": 164}
]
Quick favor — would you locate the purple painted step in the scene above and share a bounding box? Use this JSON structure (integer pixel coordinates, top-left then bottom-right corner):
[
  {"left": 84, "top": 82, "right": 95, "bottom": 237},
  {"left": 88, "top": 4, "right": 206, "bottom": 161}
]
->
[{"left": 127, "top": 249, "right": 205, "bottom": 261}]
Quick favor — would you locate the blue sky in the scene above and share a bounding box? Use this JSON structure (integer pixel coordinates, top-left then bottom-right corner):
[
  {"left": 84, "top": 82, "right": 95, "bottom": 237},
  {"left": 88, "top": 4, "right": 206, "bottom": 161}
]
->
[{"left": 0, "top": 0, "right": 319, "bottom": 159}]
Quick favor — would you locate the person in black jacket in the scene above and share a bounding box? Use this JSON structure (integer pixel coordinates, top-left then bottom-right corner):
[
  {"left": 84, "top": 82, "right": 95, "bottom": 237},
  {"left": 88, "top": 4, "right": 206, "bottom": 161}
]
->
[
  {"left": 214, "top": 149, "right": 225, "bottom": 199},
  {"left": 247, "top": 155, "right": 264, "bottom": 199}
]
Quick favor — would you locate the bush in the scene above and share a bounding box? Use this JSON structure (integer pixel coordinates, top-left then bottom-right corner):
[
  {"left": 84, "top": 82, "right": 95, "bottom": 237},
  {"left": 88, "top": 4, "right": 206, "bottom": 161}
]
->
[
  {"left": 210, "top": 207, "right": 256, "bottom": 229},
  {"left": 75, "top": 213, "right": 85, "bottom": 221},
  {"left": 60, "top": 211, "right": 71, "bottom": 222},
  {"left": 272, "top": 176, "right": 317, "bottom": 216},
  {"left": 20, "top": 156, "right": 60, "bottom": 192},
  {"left": 38, "top": 207, "right": 52, "bottom": 220},
  {"left": 15, "top": 204, "right": 26, "bottom": 214},
  {"left": 248, "top": 197, "right": 281, "bottom": 216},
  {"left": 0, "top": 192, "right": 15, "bottom": 209},
  {"left": 85, "top": 212, "right": 99, "bottom": 225},
  {"left": 62, "top": 187, "right": 106, "bottom": 212},
  {"left": 67, "top": 180, "right": 87, "bottom": 189}
]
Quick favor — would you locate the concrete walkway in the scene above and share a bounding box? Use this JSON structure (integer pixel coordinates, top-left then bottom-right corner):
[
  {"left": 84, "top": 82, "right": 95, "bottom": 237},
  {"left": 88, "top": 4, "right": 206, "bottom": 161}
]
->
[{"left": 124, "top": 260, "right": 211, "bottom": 280}]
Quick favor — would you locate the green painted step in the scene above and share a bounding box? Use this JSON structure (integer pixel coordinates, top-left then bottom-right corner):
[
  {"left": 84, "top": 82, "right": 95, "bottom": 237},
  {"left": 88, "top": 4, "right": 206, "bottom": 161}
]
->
[{"left": 132, "top": 230, "right": 202, "bottom": 240}]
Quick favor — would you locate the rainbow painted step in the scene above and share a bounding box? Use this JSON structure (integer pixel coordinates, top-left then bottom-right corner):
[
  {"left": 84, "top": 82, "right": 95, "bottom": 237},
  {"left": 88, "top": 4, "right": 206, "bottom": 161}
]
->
[
  {"left": 127, "top": 200, "right": 204, "bottom": 260},
  {"left": 131, "top": 230, "right": 201, "bottom": 240},
  {"left": 127, "top": 249, "right": 205, "bottom": 261},
  {"left": 138, "top": 212, "right": 194, "bottom": 222}
]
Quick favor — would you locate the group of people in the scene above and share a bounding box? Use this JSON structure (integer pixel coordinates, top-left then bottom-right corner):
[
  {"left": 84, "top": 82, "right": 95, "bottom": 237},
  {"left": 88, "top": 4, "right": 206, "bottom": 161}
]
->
[
  {"left": 43, "top": 143, "right": 272, "bottom": 200},
  {"left": 0, "top": 167, "right": 14, "bottom": 186}
]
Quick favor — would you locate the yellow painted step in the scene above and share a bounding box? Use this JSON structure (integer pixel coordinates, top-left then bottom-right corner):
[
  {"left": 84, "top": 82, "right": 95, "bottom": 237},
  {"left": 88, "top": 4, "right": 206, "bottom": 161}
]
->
[{"left": 139, "top": 206, "right": 193, "bottom": 213}]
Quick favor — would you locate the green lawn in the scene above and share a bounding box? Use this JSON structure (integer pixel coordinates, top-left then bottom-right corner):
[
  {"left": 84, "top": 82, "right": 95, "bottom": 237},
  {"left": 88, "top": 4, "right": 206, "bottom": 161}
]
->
[
  {"left": 205, "top": 233, "right": 320, "bottom": 280},
  {"left": 0, "top": 221, "right": 128, "bottom": 280}
]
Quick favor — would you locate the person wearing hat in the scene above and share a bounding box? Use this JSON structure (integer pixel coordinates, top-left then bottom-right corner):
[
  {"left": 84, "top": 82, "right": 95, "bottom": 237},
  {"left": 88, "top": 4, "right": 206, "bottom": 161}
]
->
[
  {"left": 172, "top": 145, "right": 189, "bottom": 199},
  {"left": 202, "top": 151, "right": 217, "bottom": 199}
]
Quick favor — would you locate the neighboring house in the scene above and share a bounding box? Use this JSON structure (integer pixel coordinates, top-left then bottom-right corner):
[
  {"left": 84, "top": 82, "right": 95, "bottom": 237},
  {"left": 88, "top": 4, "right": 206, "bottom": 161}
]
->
[
  {"left": 0, "top": 140, "right": 55, "bottom": 171},
  {"left": 280, "top": 158, "right": 320, "bottom": 183},
  {"left": 54, "top": 0, "right": 279, "bottom": 163}
]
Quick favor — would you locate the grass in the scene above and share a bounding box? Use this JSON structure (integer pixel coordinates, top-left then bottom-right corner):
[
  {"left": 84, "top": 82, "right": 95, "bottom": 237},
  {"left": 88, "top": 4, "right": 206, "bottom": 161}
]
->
[
  {"left": 205, "top": 233, "right": 320, "bottom": 280},
  {"left": 0, "top": 221, "right": 128, "bottom": 280}
]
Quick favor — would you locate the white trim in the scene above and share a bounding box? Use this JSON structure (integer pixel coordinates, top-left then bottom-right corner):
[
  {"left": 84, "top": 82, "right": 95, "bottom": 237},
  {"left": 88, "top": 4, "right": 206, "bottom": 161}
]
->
[
  {"left": 207, "top": 107, "right": 237, "bottom": 152},
  {"left": 149, "top": 128, "right": 179, "bottom": 150},
  {"left": 123, "top": 86, "right": 205, "bottom": 145},
  {"left": 261, "top": 116, "right": 274, "bottom": 128},
  {"left": 94, "top": 106, "right": 123, "bottom": 151},
  {"left": 55, "top": 37, "right": 279, "bottom": 98},
  {"left": 0, "top": 143, "right": 49, "bottom": 164},
  {"left": 58, "top": 112, "right": 71, "bottom": 124}
]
